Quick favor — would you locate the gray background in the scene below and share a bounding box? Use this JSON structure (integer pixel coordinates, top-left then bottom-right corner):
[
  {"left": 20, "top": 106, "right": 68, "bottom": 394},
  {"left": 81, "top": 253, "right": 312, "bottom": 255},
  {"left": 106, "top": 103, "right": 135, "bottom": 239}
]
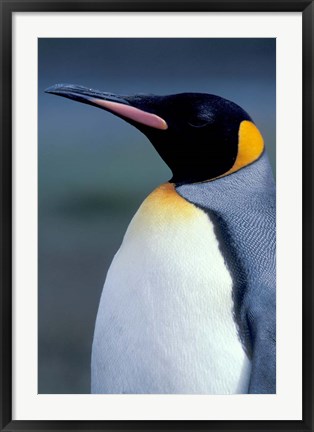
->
[{"left": 39, "top": 38, "right": 276, "bottom": 393}]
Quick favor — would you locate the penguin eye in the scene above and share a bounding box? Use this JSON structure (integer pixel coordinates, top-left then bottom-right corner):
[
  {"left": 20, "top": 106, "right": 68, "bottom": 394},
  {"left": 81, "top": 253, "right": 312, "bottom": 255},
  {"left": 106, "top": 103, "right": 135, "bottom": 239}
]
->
[{"left": 187, "top": 118, "right": 210, "bottom": 128}]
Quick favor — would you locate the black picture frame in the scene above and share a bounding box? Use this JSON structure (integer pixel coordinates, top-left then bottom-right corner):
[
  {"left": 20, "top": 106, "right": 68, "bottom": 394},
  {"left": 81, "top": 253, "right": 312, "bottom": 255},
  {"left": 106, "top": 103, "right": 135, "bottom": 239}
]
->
[{"left": 1, "top": 1, "right": 313, "bottom": 431}]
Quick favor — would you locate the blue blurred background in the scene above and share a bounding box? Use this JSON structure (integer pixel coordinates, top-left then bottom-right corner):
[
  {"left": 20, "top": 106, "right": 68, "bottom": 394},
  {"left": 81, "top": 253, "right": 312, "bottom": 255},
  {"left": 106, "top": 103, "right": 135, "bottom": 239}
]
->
[{"left": 39, "top": 38, "right": 276, "bottom": 393}]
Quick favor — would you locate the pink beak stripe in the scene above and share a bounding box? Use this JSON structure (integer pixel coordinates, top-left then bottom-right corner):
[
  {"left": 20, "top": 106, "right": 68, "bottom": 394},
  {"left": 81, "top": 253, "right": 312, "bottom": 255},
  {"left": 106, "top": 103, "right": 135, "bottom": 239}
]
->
[{"left": 90, "top": 98, "right": 168, "bottom": 130}]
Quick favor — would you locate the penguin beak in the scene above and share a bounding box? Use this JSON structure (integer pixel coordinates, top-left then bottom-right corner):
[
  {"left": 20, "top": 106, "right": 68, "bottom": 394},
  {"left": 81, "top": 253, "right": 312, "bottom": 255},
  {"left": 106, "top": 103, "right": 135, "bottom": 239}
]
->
[{"left": 45, "top": 84, "right": 168, "bottom": 131}]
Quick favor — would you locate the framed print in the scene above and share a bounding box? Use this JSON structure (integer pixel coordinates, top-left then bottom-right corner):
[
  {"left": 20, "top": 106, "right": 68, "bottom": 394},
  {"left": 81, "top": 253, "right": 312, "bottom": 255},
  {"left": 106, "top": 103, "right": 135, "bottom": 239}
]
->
[{"left": 1, "top": 1, "right": 313, "bottom": 431}]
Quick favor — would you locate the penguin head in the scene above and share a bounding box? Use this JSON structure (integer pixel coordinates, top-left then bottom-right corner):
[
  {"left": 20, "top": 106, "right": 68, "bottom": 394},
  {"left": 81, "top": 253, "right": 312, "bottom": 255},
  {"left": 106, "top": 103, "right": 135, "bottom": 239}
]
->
[{"left": 45, "top": 84, "right": 264, "bottom": 185}]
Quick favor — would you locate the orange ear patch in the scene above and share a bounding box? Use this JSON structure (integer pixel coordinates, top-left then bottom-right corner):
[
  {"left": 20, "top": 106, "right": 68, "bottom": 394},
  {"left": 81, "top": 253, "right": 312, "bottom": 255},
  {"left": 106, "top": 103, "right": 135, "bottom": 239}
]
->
[{"left": 225, "top": 120, "right": 264, "bottom": 176}]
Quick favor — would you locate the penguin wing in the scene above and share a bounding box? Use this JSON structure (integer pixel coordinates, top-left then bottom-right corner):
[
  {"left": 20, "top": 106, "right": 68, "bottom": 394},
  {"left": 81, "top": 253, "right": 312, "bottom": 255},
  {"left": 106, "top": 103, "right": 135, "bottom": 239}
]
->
[{"left": 246, "top": 286, "right": 276, "bottom": 394}]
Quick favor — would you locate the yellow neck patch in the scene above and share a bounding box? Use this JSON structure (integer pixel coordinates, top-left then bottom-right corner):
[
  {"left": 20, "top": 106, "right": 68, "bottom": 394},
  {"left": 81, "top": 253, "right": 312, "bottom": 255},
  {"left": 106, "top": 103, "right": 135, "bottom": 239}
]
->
[{"left": 224, "top": 120, "right": 264, "bottom": 177}]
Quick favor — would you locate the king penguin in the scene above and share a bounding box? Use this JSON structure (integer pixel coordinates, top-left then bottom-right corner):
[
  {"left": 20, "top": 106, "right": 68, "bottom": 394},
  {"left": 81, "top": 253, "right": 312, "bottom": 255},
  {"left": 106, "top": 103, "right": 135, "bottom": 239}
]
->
[{"left": 46, "top": 84, "right": 276, "bottom": 395}]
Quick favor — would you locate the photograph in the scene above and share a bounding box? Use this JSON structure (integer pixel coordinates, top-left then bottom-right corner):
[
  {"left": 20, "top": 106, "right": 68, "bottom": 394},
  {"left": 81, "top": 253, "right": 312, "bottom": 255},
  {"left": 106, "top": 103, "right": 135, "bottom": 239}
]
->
[{"left": 39, "top": 38, "right": 276, "bottom": 395}]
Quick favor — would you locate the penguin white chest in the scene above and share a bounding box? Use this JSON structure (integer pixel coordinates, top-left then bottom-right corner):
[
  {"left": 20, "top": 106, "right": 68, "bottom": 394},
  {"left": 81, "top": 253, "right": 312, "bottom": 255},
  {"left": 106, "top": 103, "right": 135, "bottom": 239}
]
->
[{"left": 92, "top": 183, "right": 251, "bottom": 394}]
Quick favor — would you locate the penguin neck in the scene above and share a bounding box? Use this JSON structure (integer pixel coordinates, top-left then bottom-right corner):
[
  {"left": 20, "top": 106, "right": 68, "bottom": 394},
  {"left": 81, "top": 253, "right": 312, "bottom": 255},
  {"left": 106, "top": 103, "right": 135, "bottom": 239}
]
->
[{"left": 175, "top": 152, "right": 275, "bottom": 207}]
